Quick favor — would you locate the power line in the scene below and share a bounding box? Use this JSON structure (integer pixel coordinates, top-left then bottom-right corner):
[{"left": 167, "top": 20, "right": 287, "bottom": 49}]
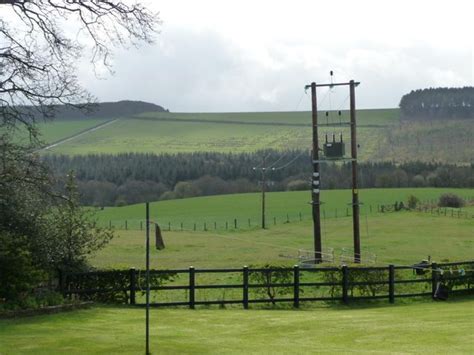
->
[{"left": 272, "top": 149, "right": 310, "bottom": 171}]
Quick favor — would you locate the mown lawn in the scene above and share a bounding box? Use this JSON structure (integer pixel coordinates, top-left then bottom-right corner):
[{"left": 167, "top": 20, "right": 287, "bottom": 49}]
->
[{"left": 1, "top": 300, "right": 473, "bottom": 354}]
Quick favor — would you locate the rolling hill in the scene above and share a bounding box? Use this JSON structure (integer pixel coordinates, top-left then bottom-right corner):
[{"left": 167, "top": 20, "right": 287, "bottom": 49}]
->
[{"left": 25, "top": 104, "right": 473, "bottom": 163}]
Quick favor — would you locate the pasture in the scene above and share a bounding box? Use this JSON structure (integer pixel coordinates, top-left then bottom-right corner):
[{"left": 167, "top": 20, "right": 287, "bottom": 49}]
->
[
  {"left": 94, "top": 188, "right": 474, "bottom": 231},
  {"left": 36, "top": 109, "right": 396, "bottom": 157},
  {"left": 27, "top": 108, "right": 473, "bottom": 164},
  {"left": 1, "top": 301, "right": 473, "bottom": 354}
]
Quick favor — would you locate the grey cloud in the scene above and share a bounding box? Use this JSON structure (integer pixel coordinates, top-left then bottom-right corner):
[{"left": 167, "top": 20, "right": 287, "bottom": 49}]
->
[{"left": 78, "top": 28, "right": 473, "bottom": 112}]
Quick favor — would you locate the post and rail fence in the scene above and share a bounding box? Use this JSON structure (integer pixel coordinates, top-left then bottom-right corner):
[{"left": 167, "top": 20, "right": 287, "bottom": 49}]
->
[{"left": 59, "top": 261, "right": 474, "bottom": 309}]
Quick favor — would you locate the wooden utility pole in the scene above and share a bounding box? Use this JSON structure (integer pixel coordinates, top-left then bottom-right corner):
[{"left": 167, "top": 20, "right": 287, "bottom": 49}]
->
[
  {"left": 310, "top": 82, "right": 322, "bottom": 263},
  {"left": 305, "top": 78, "right": 361, "bottom": 264},
  {"left": 254, "top": 157, "right": 268, "bottom": 229},
  {"left": 145, "top": 202, "right": 150, "bottom": 354},
  {"left": 349, "top": 80, "right": 361, "bottom": 263},
  {"left": 261, "top": 164, "right": 267, "bottom": 229}
]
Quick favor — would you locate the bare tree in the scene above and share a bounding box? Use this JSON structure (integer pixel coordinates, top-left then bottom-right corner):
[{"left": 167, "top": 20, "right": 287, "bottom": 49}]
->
[{"left": 0, "top": 0, "right": 159, "bottom": 140}]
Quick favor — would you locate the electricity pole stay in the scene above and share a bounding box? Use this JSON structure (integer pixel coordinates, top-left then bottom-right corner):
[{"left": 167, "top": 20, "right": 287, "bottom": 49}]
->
[{"left": 304, "top": 78, "right": 361, "bottom": 264}]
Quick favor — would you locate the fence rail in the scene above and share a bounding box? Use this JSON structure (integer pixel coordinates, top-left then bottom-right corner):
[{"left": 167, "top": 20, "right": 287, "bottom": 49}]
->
[{"left": 60, "top": 261, "right": 474, "bottom": 308}]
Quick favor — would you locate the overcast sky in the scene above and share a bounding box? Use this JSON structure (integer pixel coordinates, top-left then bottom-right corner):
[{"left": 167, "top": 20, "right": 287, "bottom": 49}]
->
[{"left": 79, "top": 0, "right": 473, "bottom": 112}]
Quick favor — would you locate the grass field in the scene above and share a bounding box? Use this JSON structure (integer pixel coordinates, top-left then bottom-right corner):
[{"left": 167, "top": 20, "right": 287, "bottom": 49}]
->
[
  {"left": 1, "top": 301, "right": 473, "bottom": 354},
  {"left": 91, "top": 210, "right": 474, "bottom": 269},
  {"left": 138, "top": 108, "right": 399, "bottom": 125},
  {"left": 94, "top": 188, "right": 474, "bottom": 231},
  {"left": 13, "top": 118, "right": 110, "bottom": 146},
  {"left": 29, "top": 108, "right": 473, "bottom": 164},
  {"left": 39, "top": 109, "right": 398, "bottom": 157}
]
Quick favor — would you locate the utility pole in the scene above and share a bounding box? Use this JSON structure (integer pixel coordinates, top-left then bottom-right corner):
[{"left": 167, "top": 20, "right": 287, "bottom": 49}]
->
[
  {"left": 310, "top": 82, "right": 322, "bottom": 263},
  {"left": 254, "top": 157, "right": 268, "bottom": 229},
  {"left": 305, "top": 77, "right": 361, "bottom": 264},
  {"left": 145, "top": 202, "right": 150, "bottom": 355},
  {"left": 349, "top": 80, "right": 361, "bottom": 263}
]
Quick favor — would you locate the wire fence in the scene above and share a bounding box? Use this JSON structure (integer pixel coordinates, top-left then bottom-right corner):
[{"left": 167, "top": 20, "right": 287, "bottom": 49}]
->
[{"left": 99, "top": 198, "right": 474, "bottom": 232}]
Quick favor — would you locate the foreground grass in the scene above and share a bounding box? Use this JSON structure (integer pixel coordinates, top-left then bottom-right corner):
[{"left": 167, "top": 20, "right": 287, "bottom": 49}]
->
[
  {"left": 92, "top": 210, "right": 474, "bottom": 269},
  {"left": 1, "top": 300, "right": 473, "bottom": 354}
]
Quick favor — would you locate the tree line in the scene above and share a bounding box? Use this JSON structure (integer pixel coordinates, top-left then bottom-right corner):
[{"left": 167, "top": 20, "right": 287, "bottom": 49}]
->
[
  {"left": 43, "top": 152, "right": 474, "bottom": 206},
  {"left": 399, "top": 87, "right": 474, "bottom": 120}
]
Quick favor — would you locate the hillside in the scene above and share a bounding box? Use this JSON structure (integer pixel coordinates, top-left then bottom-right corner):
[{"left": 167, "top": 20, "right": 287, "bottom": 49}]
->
[{"left": 44, "top": 100, "right": 167, "bottom": 120}]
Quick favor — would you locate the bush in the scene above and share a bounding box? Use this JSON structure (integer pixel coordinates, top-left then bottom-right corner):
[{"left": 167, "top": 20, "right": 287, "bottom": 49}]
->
[
  {"left": 407, "top": 195, "right": 419, "bottom": 209},
  {"left": 286, "top": 179, "right": 309, "bottom": 191},
  {"left": 248, "top": 264, "right": 294, "bottom": 305},
  {"left": 438, "top": 193, "right": 465, "bottom": 208}
]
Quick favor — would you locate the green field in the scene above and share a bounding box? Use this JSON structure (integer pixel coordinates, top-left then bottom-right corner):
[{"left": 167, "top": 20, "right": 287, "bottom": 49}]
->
[
  {"left": 95, "top": 188, "right": 474, "bottom": 230},
  {"left": 40, "top": 109, "right": 398, "bottom": 158},
  {"left": 1, "top": 301, "right": 473, "bottom": 354},
  {"left": 138, "top": 108, "right": 399, "bottom": 125},
  {"left": 14, "top": 118, "right": 110, "bottom": 146},
  {"left": 27, "top": 108, "right": 473, "bottom": 164},
  {"left": 92, "top": 211, "right": 474, "bottom": 270}
]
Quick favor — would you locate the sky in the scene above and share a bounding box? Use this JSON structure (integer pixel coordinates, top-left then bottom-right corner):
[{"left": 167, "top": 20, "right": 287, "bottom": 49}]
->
[{"left": 35, "top": 0, "right": 474, "bottom": 111}]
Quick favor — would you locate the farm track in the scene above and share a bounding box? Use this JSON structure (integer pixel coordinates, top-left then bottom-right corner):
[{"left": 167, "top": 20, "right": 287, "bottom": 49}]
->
[{"left": 36, "top": 118, "right": 120, "bottom": 152}]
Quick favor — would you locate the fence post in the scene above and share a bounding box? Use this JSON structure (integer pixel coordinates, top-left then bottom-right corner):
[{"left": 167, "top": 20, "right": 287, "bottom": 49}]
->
[
  {"left": 125, "top": 220, "right": 128, "bottom": 230},
  {"left": 129, "top": 268, "right": 136, "bottom": 305},
  {"left": 243, "top": 266, "right": 249, "bottom": 310},
  {"left": 299, "top": 212, "right": 302, "bottom": 221},
  {"left": 168, "top": 222, "right": 171, "bottom": 231},
  {"left": 293, "top": 265, "right": 300, "bottom": 308},
  {"left": 286, "top": 214, "right": 289, "bottom": 223},
  {"left": 214, "top": 222, "right": 217, "bottom": 230},
  {"left": 204, "top": 222, "right": 207, "bottom": 231},
  {"left": 234, "top": 219, "right": 237, "bottom": 229},
  {"left": 388, "top": 264, "right": 395, "bottom": 304},
  {"left": 346, "top": 208, "right": 349, "bottom": 217},
  {"left": 189, "top": 266, "right": 195, "bottom": 309},
  {"left": 342, "top": 265, "right": 349, "bottom": 304},
  {"left": 140, "top": 221, "right": 143, "bottom": 230},
  {"left": 58, "top": 269, "right": 66, "bottom": 298},
  {"left": 248, "top": 218, "right": 251, "bottom": 227},
  {"left": 193, "top": 223, "right": 196, "bottom": 231},
  {"left": 431, "top": 262, "right": 438, "bottom": 299}
]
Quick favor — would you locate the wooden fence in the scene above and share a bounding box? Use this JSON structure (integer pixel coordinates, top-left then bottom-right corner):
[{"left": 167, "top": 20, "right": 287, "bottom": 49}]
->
[{"left": 60, "top": 261, "right": 474, "bottom": 308}]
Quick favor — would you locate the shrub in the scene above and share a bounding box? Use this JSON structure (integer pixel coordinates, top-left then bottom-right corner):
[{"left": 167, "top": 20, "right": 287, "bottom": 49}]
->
[
  {"left": 438, "top": 193, "right": 465, "bottom": 208},
  {"left": 407, "top": 195, "right": 420, "bottom": 209},
  {"left": 248, "top": 264, "right": 294, "bottom": 305}
]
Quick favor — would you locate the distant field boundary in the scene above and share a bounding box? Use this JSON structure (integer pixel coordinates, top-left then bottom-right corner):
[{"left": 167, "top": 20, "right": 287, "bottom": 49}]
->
[
  {"left": 36, "top": 118, "right": 120, "bottom": 152},
  {"left": 100, "top": 202, "right": 474, "bottom": 232},
  {"left": 131, "top": 115, "right": 389, "bottom": 128}
]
